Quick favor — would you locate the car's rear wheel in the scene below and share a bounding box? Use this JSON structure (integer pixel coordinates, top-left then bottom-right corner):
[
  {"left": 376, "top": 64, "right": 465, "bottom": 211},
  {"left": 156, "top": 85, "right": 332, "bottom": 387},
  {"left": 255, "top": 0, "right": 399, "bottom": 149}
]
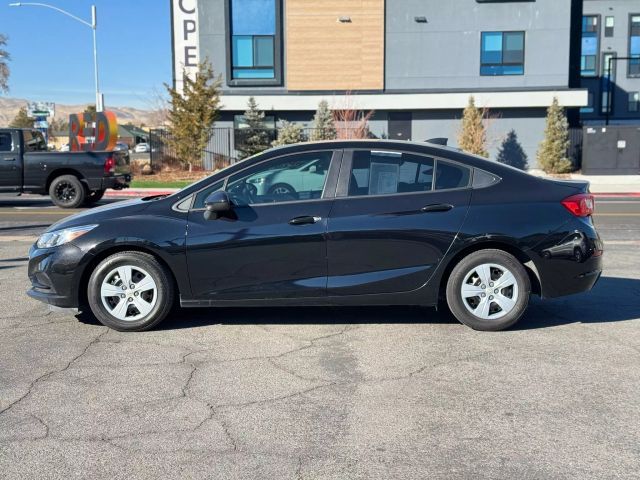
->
[
  {"left": 446, "top": 249, "right": 530, "bottom": 331},
  {"left": 49, "top": 174, "right": 86, "bottom": 208},
  {"left": 87, "top": 251, "right": 174, "bottom": 331}
]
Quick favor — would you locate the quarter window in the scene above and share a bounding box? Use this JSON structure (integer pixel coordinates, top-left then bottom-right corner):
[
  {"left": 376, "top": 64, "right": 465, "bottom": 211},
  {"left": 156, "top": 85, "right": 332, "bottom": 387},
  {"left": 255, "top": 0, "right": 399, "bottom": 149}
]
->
[
  {"left": 629, "top": 15, "right": 640, "bottom": 76},
  {"left": 581, "top": 16, "right": 599, "bottom": 76},
  {"left": 229, "top": 0, "right": 280, "bottom": 83},
  {"left": 480, "top": 31, "right": 524, "bottom": 76},
  {"left": 226, "top": 151, "right": 332, "bottom": 206}
]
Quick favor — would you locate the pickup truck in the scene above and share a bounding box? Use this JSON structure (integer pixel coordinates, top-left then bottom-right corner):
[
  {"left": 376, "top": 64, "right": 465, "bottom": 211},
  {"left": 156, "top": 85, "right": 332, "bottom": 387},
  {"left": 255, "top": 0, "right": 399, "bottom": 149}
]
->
[{"left": 0, "top": 128, "right": 131, "bottom": 208}]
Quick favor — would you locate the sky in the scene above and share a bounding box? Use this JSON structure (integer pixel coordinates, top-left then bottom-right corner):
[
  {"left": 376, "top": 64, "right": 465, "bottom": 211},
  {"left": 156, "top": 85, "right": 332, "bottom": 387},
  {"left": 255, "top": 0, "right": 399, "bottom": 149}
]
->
[{"left": 0, "top": 0, "right": 172, "bottom": 109}]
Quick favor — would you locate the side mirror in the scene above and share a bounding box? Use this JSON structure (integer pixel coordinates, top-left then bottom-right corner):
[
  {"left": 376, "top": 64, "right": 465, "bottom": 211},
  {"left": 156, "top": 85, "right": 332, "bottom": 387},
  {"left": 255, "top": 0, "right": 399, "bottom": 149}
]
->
[{"left": 204, "top": 191, "right": 232, "bottom": 220}]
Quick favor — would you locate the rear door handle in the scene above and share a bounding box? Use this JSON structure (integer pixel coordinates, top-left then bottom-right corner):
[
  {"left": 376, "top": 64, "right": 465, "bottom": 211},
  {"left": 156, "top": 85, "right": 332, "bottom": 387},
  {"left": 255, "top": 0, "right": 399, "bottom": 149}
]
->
[
  {"left": 289, "top": 215, "right": 322, "bottom": 225},
  {"left": 421, "top": 203, "right": 454, "bottom": 213},
  {"left": 3, "top": 157, "right": 15, "bottom": 162}
]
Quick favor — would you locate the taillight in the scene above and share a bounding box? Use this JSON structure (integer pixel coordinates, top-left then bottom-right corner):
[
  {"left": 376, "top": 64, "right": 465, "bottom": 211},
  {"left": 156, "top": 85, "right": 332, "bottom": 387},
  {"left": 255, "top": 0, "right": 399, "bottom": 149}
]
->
[
  {"left": 561, "top": 193, "right": 595, "bottom": 217},
  {"left": 104, "top": 155, "right": 115, "bottom": 175}
]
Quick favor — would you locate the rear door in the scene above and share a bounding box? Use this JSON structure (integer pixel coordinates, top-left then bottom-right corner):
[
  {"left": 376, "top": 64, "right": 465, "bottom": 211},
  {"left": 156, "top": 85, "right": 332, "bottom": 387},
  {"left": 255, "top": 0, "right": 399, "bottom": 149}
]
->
[
  {"left": 327, "top": 148, "right": 472, "bottom": 296},
  {"left": 0, "top": 130, "right": 21, "bottom": 192}
]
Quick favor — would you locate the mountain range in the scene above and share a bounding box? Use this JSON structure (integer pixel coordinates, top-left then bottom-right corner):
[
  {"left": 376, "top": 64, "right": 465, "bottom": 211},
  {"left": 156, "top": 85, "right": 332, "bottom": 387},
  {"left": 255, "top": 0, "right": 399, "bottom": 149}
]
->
[{"left": 0, "top": 97, "right": 158, "bottom": 128}]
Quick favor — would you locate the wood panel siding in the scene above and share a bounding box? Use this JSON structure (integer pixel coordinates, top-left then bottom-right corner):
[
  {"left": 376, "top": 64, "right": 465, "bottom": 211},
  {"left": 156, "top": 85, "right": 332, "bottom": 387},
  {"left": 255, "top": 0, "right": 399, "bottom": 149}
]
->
[{"left": 286, "top": 0, "right": 384, "bottom": 91}]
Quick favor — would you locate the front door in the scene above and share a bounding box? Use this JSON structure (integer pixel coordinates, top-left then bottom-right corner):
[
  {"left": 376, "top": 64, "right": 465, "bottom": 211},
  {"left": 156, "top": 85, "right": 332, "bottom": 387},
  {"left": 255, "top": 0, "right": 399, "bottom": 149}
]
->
[
  {"left": 388, "top": 112, "right": 412, "bottom": 141},
  {"left": 0, "top": 130, "right": 21, "bottom": 192},
  {"left": 327, "top": 149, "right": 472, "bottom": 296},
  {"left": 186, "top": 150, "right": 339, "bottom": 301}
]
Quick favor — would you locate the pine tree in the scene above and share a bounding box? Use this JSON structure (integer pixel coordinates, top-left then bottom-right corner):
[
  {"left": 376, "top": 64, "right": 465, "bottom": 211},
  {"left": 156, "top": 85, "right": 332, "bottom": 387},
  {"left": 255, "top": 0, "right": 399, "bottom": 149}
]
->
[
  {"left": 272, "top": 121, "right": 305, "bottom": 146},
  {"left": 237, "top": 97, "right": 270, "bottom": 159},
  {"left": 496, "top": 130, "right": 528, "bottom": 170},
  {"left": 536, "top": 97, "right": 573, "bottom": 174},
  {"left": 165, "top": 60, "right": 222, "bottom": 170},
  {"left": 0, "top": 34, "right": 10, "bottom": 93},
  {"left": 9, "top": 107, "right": 33, "bottom": 128},
  {"left": 310, "top": 100, "right": 336, "bottom": 141},
  {"left": 458, "top": 96, "right": 489, "bottom": 158}
]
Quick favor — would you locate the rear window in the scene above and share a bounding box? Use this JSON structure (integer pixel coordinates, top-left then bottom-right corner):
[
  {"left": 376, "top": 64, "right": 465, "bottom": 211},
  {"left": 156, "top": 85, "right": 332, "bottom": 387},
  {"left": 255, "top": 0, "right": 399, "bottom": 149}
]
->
[{"left": 23, "top": 131, "right": 47, "bottom": 152}]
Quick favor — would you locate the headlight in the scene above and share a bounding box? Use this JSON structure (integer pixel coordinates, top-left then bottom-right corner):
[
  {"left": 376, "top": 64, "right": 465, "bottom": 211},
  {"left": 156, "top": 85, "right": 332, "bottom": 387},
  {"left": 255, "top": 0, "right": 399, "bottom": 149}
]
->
[
  {"left": 248, "top": 177, "right": 265, "bottom": 184},
  {"left": 36, "top": 224, "right": 98, "bottom": 249}
]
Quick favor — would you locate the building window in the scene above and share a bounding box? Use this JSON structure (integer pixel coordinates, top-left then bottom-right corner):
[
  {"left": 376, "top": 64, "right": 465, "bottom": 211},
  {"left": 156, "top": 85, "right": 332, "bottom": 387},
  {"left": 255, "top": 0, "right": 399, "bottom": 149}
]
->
[
  {"left": 580, "top": 92, "right": 594, "bottom": 114},
  {"left": 629, "top": 92, "right": 640, "bottom": 112},
  {"left": 630, "top": 15, "right": 640, "bottom": 77},
  {"left": 228, "top": 0, "right": 282, "bottom": 85},
  {"left": 601, "top": 52, "right": 616, "bottom": 114},
  {"left": 480, "top": 31, "right": 525, "bottom": 76},
  {"left": 605, "top": 16, "right": 614, "bottom": 37},
  {"left": 581, "top": 15, "right": 599, "bottom": 76}
]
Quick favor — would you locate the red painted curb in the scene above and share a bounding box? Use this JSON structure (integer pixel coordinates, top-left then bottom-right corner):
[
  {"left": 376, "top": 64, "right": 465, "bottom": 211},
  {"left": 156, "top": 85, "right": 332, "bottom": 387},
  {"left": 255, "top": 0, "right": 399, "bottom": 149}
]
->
[{"left": 592, "top": 192, "right": 640, "bottom": 198}]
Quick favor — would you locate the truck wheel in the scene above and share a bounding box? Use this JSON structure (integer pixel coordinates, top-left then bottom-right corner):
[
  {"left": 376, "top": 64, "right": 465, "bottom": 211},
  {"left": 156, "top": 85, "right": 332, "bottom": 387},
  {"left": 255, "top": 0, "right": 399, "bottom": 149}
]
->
[
  {"left": 84, "top": 189, "right": 106, "bottom": 206},
  {"left": 49, "top": 175, "right": 86, "bottom": 208}
]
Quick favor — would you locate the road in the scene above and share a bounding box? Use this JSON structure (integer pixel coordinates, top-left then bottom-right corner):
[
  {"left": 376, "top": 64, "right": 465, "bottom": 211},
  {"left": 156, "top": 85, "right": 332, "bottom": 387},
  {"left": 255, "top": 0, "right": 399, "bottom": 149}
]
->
[{"left": 0, "top": 195, "right": 638, "bottom": 479}]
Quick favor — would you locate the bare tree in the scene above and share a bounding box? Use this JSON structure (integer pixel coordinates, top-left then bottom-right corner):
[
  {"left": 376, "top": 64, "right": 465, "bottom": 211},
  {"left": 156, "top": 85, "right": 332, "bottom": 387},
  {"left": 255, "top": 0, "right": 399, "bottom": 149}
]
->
[
  {"left": 332, "top": 92, "right": 374, "bottom": 139},
  {"left": 0, "top": 34, "right": 10, "bottom": 93}
]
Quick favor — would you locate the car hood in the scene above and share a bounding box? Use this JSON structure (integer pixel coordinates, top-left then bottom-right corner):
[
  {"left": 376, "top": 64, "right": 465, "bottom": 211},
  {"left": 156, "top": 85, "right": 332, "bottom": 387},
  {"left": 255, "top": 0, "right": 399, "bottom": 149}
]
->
[{"left": 45, "top": 198, "right": 151, "bottom": 233}]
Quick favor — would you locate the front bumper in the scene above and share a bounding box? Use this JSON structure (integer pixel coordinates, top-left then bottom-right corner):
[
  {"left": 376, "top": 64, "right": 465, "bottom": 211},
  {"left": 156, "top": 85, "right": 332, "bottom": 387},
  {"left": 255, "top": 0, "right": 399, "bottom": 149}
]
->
[{"left": 27, "top": 243, "right": 88, "bottom": 308}]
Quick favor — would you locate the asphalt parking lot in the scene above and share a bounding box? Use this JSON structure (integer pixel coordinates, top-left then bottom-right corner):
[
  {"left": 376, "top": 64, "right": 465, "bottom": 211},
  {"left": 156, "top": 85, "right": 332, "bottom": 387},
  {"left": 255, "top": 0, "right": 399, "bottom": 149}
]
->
[{"left": 0, "top": 196, "right": 639, "bottom": 479}]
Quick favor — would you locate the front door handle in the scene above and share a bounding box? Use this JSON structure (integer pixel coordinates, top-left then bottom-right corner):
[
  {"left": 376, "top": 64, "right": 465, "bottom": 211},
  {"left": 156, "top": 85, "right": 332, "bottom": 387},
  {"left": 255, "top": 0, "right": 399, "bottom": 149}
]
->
[
  {"left": 421, "top": 203, "right": 454, "bottom": 213},
  {"left": 2, "top": 157, "right": 15, "bottom": 162},
  {"left": 289, "top": 215, "right": 322, "bottom": 226}
]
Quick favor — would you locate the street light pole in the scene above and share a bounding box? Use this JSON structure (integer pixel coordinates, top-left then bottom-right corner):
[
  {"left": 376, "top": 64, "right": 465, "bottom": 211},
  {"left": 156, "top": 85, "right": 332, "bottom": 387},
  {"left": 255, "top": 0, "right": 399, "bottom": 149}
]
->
[{"left": 9, "top": 2, "right": 103, "bottom": 111}]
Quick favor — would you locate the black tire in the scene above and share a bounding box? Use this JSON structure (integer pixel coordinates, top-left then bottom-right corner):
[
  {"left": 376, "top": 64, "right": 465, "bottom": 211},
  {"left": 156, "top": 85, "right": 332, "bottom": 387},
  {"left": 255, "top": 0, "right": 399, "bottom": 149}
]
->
[
  {"left": 49, "top": 174, "right": 86, "bottom": 208},
  {"left": 87, "top": 251, "right": 175, "bottom": 331},
  {"left": 446, "top": 249, "right": 531, "bottom": 331},
  {"left": 84, "top": 189, "right": 106, "bottom": 206}
]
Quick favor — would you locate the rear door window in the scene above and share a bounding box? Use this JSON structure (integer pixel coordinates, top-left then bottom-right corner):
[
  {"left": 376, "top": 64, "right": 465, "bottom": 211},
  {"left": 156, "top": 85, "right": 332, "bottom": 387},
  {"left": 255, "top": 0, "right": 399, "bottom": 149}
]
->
[
  {"left": 434, "top": 160, "right": 471, "bottom": 190},
  {"left": 0, "top": 132, "right": 13, "bottom": 152},
  {"left": 348, "top": 150, "right": 435, "bottom": 197}
]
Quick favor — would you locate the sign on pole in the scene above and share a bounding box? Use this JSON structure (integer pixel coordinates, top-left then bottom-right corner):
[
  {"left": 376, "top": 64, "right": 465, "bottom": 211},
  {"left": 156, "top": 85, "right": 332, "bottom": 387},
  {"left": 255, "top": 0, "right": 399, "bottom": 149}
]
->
[{"left": 27, "top": 101, "right": 55, "bottom": 118}]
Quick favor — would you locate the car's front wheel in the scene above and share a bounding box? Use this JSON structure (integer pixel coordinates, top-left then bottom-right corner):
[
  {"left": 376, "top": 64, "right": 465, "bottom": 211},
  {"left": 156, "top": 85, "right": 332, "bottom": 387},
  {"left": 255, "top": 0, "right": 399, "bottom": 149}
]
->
[
  {"left": 446, "top": 249, "right": 531, "bottom": 331},
  {"left": 87, "top": 251, "right": 174, "bottom": 331}
]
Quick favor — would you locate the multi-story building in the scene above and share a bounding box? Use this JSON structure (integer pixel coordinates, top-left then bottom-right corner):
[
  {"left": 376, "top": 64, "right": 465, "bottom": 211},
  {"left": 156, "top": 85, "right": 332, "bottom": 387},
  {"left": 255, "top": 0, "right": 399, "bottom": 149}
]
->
[
  {"left": 171, "top": 0, "right": 591, "bottom": 166},
  {"left": 580, "top": 0, "right": 640, "bottom": 124}
]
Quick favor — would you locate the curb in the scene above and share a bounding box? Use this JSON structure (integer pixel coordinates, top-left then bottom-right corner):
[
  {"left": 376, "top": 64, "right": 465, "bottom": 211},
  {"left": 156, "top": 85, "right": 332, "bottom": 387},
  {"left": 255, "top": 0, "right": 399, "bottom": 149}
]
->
[
  {"left": 592, "top": 192, "right": 640, "bottom": 198},
  {"left": 105, "top": 189, "right": 178, "bottom": 197}
]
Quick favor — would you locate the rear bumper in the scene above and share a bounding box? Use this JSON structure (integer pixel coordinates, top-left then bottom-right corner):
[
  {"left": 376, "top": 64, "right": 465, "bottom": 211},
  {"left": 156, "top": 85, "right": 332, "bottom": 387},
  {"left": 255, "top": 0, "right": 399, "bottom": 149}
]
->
[
  {"left": 532, "top": 218, "right": 604, "bottom": 298},
  {"left": 85, "top": 174, "right": 131, "bottom": 192}
]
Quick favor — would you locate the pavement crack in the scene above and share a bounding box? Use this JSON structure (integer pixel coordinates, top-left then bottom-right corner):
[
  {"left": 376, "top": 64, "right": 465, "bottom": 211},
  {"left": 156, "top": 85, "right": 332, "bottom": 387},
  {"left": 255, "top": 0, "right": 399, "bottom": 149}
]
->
[{"left": 0, "top": 327, "right": 108, "bottom": 417}]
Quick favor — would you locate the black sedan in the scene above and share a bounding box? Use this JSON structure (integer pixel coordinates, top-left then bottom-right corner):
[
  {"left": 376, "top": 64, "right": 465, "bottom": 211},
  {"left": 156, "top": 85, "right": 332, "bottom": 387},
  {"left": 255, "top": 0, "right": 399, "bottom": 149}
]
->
[{"left": 27, "top": 140, "right": 603, "bottom": 331}]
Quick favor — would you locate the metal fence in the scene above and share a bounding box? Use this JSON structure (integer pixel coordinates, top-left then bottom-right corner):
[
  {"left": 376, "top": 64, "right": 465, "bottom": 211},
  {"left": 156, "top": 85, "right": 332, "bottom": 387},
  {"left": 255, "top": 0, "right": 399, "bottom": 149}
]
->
[
  {"left": 149, "top": 127, "right": 372, "bottom": 171},
  {"left": 150, "top": 126, "right": 587, "bottom": 172}
]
